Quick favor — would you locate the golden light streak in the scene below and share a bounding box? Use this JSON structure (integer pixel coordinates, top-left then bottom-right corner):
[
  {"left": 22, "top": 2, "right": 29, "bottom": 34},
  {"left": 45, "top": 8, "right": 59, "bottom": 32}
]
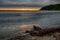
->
[{"left": 0, "top": 7, "right": 41, "bottom": 11}]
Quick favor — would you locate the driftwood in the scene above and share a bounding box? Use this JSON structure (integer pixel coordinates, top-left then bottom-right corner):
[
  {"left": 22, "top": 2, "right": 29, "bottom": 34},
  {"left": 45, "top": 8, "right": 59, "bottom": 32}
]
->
[
  {"left": 25, "top": 25, "right": 60, "bottom": 36},
  {"left": 8, "top": 25, "right": 60, "bottom": 40}
]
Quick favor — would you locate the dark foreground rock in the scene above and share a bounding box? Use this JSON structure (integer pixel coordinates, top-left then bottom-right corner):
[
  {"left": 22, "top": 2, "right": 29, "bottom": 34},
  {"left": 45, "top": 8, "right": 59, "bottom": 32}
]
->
[
  {"left": 25, "top": 25, "right": 60, "bottom": 36},
  {"left": 7, "top": 25, "right": 60, "bottom": 40}
]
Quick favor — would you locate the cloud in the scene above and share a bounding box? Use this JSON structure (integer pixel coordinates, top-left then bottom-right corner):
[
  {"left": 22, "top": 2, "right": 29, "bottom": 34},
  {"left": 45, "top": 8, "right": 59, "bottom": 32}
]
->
[{"left": 0, "top": 0, "right": 60, "bottom": 5}]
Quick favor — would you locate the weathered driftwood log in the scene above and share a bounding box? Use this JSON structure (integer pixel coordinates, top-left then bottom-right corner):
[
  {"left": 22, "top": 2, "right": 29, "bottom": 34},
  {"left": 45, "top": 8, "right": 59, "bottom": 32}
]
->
[{"left": 25, "top": 25, "right": 60, "bottom": 36}]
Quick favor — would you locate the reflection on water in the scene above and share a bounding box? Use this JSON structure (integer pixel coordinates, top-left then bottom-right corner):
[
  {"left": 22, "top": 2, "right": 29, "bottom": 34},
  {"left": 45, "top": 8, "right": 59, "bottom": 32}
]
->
[{"left": 0, "top": 11, "right": 60, "bottom": 39}]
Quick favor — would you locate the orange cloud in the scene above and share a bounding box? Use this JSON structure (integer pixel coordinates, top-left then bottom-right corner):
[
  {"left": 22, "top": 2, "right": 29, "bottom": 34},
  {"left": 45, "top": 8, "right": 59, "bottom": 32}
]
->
[{"left": 0, "top": 7, "right": 41, "bottom": 11}]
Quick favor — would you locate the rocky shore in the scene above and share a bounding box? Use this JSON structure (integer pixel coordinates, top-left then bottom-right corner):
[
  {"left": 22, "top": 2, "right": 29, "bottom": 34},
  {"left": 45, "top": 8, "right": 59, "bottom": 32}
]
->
[{"left": 7, "top": 25, "right": 60, "bottom": 40}]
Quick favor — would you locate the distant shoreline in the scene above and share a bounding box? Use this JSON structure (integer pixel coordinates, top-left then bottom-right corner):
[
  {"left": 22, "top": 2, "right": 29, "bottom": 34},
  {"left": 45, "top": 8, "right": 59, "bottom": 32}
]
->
[{"left": 41, "top": 4, "right": 60, "bottom": 10}]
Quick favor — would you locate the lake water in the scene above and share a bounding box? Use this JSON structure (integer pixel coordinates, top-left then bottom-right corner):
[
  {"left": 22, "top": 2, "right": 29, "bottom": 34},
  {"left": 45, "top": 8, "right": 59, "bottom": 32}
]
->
[{"left": 0, "top": 11, "right": 60, "bottom": 39}]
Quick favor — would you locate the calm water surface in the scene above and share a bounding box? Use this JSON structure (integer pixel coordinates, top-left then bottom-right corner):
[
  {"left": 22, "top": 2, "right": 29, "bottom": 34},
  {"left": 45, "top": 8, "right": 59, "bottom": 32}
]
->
[{"left": 0, "top": 11, "right": 60, "bottom": 39}]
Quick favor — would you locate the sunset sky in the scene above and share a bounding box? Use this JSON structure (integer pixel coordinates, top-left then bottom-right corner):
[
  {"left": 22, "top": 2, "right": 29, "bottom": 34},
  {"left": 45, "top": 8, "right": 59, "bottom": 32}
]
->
[{"left": 0, "top": 0, "right": 60, "bottom": 5}]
